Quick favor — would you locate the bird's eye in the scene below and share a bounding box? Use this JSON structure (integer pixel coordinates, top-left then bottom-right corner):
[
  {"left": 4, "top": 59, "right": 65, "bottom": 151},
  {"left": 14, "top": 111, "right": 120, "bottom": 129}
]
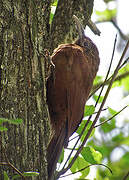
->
[
  {"left": 84, "top": 42, "right": 87, "bottom": 47},
  {"left": 84, "top": 41, "right": 91, "bottom": 49}
]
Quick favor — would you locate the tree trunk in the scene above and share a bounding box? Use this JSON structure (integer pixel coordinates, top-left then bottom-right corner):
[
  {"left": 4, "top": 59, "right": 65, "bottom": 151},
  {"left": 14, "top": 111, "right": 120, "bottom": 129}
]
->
[
  {"left": 0, "top": 0, "right": 51, "bottom": 179},
  {"left": 0, "top": 0, "right": 94, "bottom": 179}
]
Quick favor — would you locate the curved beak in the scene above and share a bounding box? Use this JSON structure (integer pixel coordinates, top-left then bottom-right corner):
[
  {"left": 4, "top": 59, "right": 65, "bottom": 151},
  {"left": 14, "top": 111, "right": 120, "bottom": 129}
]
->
[{"left": 73, "top": 15, "right": 85, "bottom": 44}]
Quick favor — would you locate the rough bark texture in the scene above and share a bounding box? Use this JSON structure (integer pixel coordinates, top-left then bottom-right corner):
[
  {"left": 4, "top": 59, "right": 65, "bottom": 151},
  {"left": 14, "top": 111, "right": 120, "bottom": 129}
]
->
[
  {"left": 0, "top": 0, "right": 51, "bottom": 179},
  {"left": 50, "top": 0, "right": 94, "bottom": 51},
  {"left": 0, "top": 0, "right": 94, "bottom": 179}
]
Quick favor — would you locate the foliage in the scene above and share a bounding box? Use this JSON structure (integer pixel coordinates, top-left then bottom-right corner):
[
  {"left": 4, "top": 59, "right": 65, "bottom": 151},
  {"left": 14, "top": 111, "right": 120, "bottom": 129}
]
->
[
  {"left": 113, "top": 64, "right": 129, "bottom": 91},
  {"left": 85, "top": 4, "right": 129, "bottom": 179},
  {"left": 76, "top": 119, "right": 95, "bottom": 141},
  {"left": 95, "top": 0, "right": 117, "bottom": 21},
  {"left": 50, "top": 0, "right": 58, "bottom": 24},
  {"left": 11, "top": 172, "right": 39, "bottom": 179},
  {"left": 3, "top": 171, "right": 39, "bottom": 180},
  {"left": 96, "top": 8, "right": 117, "bottom": 21},
  {"left": 0, "top": 118, "right": 23, "bottom": 132},
  {"left": 57, "top": 64, "right": 129, "bottom": 179},
  {"left": 69, "top": 156, "right": 90, "bottom": 179},
  {"left": 87, "top": 77, "right": 129, "bottom": 180},
  {"left": 1, "top": 0, "right": 129, "bottom": 179},
  {"left": 81, "top": 146, "right": 102, "bottom": 164}
]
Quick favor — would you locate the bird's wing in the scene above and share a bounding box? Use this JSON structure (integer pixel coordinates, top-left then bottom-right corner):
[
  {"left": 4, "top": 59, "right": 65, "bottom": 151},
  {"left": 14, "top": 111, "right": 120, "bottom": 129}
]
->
[
  {"left": 47, "top": 44, "right": 95, "bottom": 179},
  {"left": 65, "top": 45, "right": 93, "bottom": 138}
]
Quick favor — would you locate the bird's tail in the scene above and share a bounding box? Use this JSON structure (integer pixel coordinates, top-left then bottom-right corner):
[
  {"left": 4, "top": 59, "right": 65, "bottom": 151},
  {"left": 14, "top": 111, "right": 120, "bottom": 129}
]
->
[{"left": 47, "top": 127, "right": 66, "bottom": 180}]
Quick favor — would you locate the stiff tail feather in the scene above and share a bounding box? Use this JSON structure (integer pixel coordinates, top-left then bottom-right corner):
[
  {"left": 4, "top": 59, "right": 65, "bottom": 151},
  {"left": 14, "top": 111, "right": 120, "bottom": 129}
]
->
[{"left": 47, "top": 127, "right": 66, "bottom": 180}]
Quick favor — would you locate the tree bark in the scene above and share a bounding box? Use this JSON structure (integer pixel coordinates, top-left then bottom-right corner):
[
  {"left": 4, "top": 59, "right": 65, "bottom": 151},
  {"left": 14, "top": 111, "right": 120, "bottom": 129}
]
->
[
  {"left": 50, "top": 0, "right": 94, "bottom": 51},
  {"left": 0, "top": 0, "right": 51, "bottom": 179},
  {"left": 0, "top": 0, "right": 94, "bottom": 179}
]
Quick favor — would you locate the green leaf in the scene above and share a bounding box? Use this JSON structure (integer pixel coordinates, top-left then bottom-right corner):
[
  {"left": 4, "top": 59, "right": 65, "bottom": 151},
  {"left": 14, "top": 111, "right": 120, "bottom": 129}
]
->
[
  {"left": 76, "top": 120, "right": 95, "bottom": 141},
  {"left": 12, "top": 172, "right": 39, "bottom": 179},
  {"left": 69, "top": 156, "right": 90, "bottom": 178},
  {"left": 51, "top": 0, "right": 58, "bottom": 6},
  {"left": 108, "top": 107, "right": 117, "bottom": 116},
  {"left": 24, "top": 172, "right": 39, "bottom": 176},
  {"left": 8, "top": 118, "right": 23, "bottom": 125},
  {"left": 93, "top": 75, "right": 103, "bottom": 85},
  {"left": 49, "top": 12, "right": 54, "bottom": 24},
  {"left": 4, "top": 171, "right": 9, "bottom": 180},
  {"left": 95, "top": 8, "right": 117, "bottom": 21},
  {"left": 104, "top": 0, "right": 115, "bottom": 3},
  {"left": 84, "top": 105, "right": 95, "bottom": 117},
  {"left": 81, "top": 147, "right": 102, "bottom": 164},
  {"left": 100, "top": 117, "right": 116, "bottom": 133},
  {"left": 0, "top": 118, "right": 23, "bottom": 125},
  {"left": 50, "top": 0, "right": 57, "bottom": 24},
  {"left": 114, "top": 65, "right": 129, "bottom": 90},
  {"left": 121, "top": 136, "right": 129, "bottom": 146},
  {"left": 0, "top": 126, "right": 8, "bottom": 132},
  {"left": 121, "top": 152, "right": 129, "bottom": 165},
  {"left": 58, "top": 148, "right": 64, "bottom": 163},
  {"left": 93, "top": 95, "right": 104, "bottom": 103},
  {"left": 87, "top": 140, "right": 113, "bottom": 158},
  {"left": 112, "top": 132, "right": 124, "bottom": 143}
]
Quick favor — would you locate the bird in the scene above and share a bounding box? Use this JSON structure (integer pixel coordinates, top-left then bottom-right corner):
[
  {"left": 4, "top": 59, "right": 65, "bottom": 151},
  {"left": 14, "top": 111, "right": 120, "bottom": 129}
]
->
[{"left": 46, "top": 15, "right": 100, "bottom": 180}]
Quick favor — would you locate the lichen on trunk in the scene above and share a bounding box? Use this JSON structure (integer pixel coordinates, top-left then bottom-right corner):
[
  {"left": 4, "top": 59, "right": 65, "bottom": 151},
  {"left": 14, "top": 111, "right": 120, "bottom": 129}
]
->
[
  {"left": 0, "top": 0, "right": 94, "bottom": 179},
  {"left": 0, "top": 0, "right": 51, "bottom": 179}
]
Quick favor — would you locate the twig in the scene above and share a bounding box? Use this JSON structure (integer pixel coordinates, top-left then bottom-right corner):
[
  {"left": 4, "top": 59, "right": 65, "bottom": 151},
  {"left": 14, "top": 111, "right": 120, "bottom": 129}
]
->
[
  {"left": 57, "top": 35, "right": 118, "bottom": 178},
  {"left": 111, "top": 19, "right": 128, "bottom": 41},
  {"left": 68, "top": 135, "right": 80, "bottom": 142},
  {"left": 57, "top": 39, "right": 129, "bottom": 178},
  {"left": 68, "top": 107, "right": 108, "bottom": 143},
  {"left": 94, "top": 34, "right": 117, "bottom": 105},
  {"left": 8, "top": 162, "right": 25, "bottom": 179},
  {"left": 0, "top": 138, "right": 25, "bottom": 179},
  {"left": 61, "top": 117, "right": 91, "bottom": 170},
  {"left": 94, "top": 105, "right": 128, "bottom": 128},
  {"left": 60, "top": 163, "right": 112, "bottom": 178},
  {"left": 87, "top": 19, "right": 101, "bottom": 36},
  {"left": 119, "top": 57, "right": 129, "bottom": 69},
  {"left": 94, "top": 108, "right": 108, "bottom": 114},
  {"left": 90, "top": 57, "right": 129, "bottom": 98},
  {"left": 96, "top": 19, "right": 128, "bottom": 41},
  {"left": 123, "top": 171, "right": 129, "bottom": 180}
]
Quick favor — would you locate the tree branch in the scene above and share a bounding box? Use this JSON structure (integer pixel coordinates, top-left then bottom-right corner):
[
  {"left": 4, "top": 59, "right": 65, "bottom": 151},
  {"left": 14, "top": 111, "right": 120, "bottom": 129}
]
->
[
  {"left": 96, "top": 19, "right": 129, "bottom": 41},
  {"left": 60, "top": 163, "right": 112, "bottom": 178},
  {"left": 57, "top": 38, "right": 129, "bottom": 179},
  {"left": 0, "top": 137, "right": 25, "bottom": 179},
  {"left": 123, "top": 171, "right": 129, "bottom": 180},
  {"left": 92, "top": 70, "right": 129, "bottom": 92},
  {"left": 94, "top": 105, "right": 128, "bottom": 128}
]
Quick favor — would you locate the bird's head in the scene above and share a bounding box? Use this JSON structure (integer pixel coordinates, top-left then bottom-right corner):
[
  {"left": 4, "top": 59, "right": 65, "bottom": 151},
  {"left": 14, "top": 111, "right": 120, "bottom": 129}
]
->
[
  {"left": 73, "top": 15, "right": 86, "bottom": 47},
  {"left": 73, "top": 15, "right": 99, "bottom": 56}
]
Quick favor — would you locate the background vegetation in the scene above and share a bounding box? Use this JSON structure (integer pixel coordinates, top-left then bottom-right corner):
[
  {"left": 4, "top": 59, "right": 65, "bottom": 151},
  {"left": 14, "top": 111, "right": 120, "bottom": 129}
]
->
[{"left": 0, "top": 0, "right": 129, "bottom": 179}]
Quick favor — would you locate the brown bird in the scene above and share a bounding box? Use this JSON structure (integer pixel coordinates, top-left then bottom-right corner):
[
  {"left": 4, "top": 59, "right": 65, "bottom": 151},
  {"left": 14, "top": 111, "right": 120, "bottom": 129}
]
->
[{"left": 46, "top": 15, "right": 100, "bottom": 180}]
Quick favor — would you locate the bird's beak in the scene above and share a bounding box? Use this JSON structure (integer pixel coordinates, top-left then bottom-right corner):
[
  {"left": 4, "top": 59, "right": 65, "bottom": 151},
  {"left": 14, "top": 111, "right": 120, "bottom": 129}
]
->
[{"left": 73, "top": 15, "right": 85, "bottom": 45}]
